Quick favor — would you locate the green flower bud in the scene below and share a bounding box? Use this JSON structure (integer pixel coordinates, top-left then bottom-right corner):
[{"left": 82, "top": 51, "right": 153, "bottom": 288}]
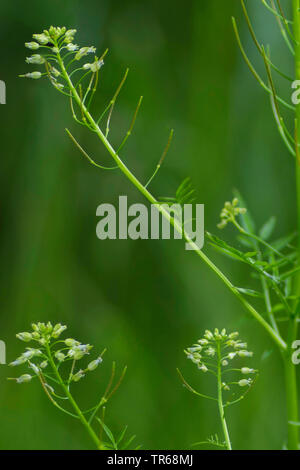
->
[
  {"left": 32, "top": 33, "right": 49, "bottom": 45},
  {"left": 65, "top": 338, "right": 79, "bottom": 347},
  {"left": 55, "top": 351, "right": 65, "bottom": 362},
  {"left": 87, "top": 357, "right": 103, "bottom": 371},
  {"left": 26, "top": 54, "right": 45, "bottom": 65},
  {"left": 52, "top": 324, "right": 67, "bottom": 338},
  {"left": 16, "top": 374, "right": 33, "bottom": 384},
  {"left": 16, "top": 332, "right": 32, "bottom": 342},
  {"left": 20, "top": 72, "right": 42, "bottom": 79},
  {"left": 71, "top": 370, "right": 85, "bottom": 382},
  {"left": 25, "top": 42, "right": 40, "bottom": 50},
  {"left": 238, "top": 379, "right": 251, "bottom": 387},
  {"left": 241, "top": 367, "right": 255, "bottom": 374}
]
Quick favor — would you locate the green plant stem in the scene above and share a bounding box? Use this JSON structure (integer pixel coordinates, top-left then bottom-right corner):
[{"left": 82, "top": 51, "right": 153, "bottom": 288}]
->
[
  {"left": 45, "top": 343, "right": 104, "bottom": 450},
  {"left": 283, "top": 325, "right": 299, "bottom": 450},
  {"left": 285, "top": 0, "right": 300, "bottom": 450},
  {"left": 56, "top": 51, "right": 287, "bottom": 354},
  {"left": 217, "top": 342, "right": 232, "bottom": 450}
]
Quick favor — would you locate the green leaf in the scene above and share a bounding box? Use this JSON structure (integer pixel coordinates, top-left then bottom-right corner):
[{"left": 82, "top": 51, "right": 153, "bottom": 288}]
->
[
  {"left": 96, "top": 418, "right": 117, "bottom": 449},
  {"left": 269, "top": 232, "right": 297, "bottom": 251},
  {"left": 236, "top": 287, "right": 263, "bottom": 298},
  {"left": 117, "top": 426, "right": 128, "bottom": 445},
  {"left": 259, "top": 216, "right": 276, "bottom": 241}
]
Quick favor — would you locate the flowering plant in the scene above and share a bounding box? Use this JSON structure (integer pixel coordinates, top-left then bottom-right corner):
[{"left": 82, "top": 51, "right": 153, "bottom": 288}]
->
[
  {"left": 178, "top": 329, "right": 257, "bottom": 450},
  {"left": 8, "top": 322, "right": 138, "bottom": 450}
]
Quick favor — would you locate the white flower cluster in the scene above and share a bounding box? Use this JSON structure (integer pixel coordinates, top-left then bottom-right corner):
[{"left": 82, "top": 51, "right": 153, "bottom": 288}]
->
[
  {"left": 185, "top": 328, "right": 256, "bottom": 391},
  {"left": 217, "top": 198, "right": 247, "bottom": 229},
  {"left": 9, "top": 322, "right": 103, "bottom": 385},
  {"left": 21, "top": 26, "right": 103, "bottom": 85}
]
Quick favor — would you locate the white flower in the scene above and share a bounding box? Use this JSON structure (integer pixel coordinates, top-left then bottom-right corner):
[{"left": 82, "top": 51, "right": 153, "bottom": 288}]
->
[
  {"left": 238, "top": 379, "right": 252, "bottom": 387},
  {"left": 197, "top": 364, "right": 208, "bottom": 372},
  {"left": 26, "top": 54, "right": 45, "bottom": 65},
  {"left": 16, "top": 332, "right": 32, "bottom": 342},
  {"left": 21, "top": 72, "right": 42, "bottom": 79},
  {"left": 71, "top": 370, "right": 85, "bottom": 382},
  {"left": 222, "top": 382, "right": 230, "bottom": 391},
  {"left": 227, "top": 352, "right": 236, "bottom": 360},
  {"left": 187, "top": 346, "right": 202, "bottom": 353},
  {"left": 238, "top": 350, "right": 253, "bottom": 358},
  {"left": 234, "top": 342, "right": 247, "bottom": 349},
  {"left": 25, "top": 42, "right": 40, "bottom": 50},
  {"left": 205, "top": 347, "right": 216, "bottom": 357},
  {"left": 9, "top": 357, "right": 26, "bottom": 367},
  {"left": 75, "top": 46, "right": 96, "bottom": 60},
  {"left": 229, "top": 332, "right": 239, "bottom": 339},
  {"left": 204, "top": 330, "right": 213, "bottom": 340},
  {"left": 66, "top": 43, "right": 79, "bottom": 51},
  {"left": 52, "top": 324, "right": 66, "bottom": 338},
  {"left": 55, "top": 351, "right": 65, "bottom": 362},
  {"left": 32, "top": 33, "right": 49, "bottom": 45},
  {"left": 241, "top": 367, "right": 255, "bottom": 374},
  {"left": 65, "top": 338, "right": 79, "bottom": 347},
  {"left": 198, "top": 339, "right": 208, "bottom": 345},
  {"left": 16, "top": 374, "right": 33, "bottom": 384},
  {"left": 65, "top": 29, "right": 77, "bottom": 43},
  {"left": 29, "top": 362, "right": 40, "bottom": 375},
  {"left": 87, "top": 357, "right": 103, "bottom": 371},
  {"left": 222, "top": 360, "right": 228, "bottom": 366}
]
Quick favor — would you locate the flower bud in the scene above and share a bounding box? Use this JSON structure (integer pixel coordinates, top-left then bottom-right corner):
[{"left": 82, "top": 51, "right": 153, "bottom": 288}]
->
[
  {"left": 52, "top": 324, "right": 67, "bottom": 338},
  {"left": 16, "top": 374, "right": 33, "bottom": 384},
  {"left": 29, "top": 363, "right": 40, "bottom": 375},
  {"left": 204, "top": 330, "right": 213, "bottom": 340},
  {"left": 9, "top": 357, "right": 26, "bottom": 367},
  {"left": 71, "top": 370, "right": 85, "bottom": 382},
  {"left": 25, "top": 42, "right": 40, "bottom": 50},
  {"left": 26, "top": 55, "right": 45, "bottom": 65},
  {"left": 87, "top": 357, "right": 103, "bottom": 371},
  {"left": 65, "top": 338, "right": 79, "bottom": 347},
  {"left": 241, "top": 367, "right": 255, "bottom": 374},
  {"left": 16, "top": 332, "right": 32, "bottom": 342},
  {"left": 197, "top": 364, "right": 208, "bottom": 372},
  {"left": 21, "top": 72, "right": 42, "bottom": 79},
  {"left": 32, "top": 33, "right": 49, "bottom": 45},
  {"left": 238, "top": 379, "right": 251, "bottom": 387},
  {"left": 237, "top": 350, "right": 253, "bottom": 358},
  {"left": 55, "top": 351, "right": 65, "bottom": 362},
  {"left": 66, "top": 43, "right": 79, "bottom": 51}
]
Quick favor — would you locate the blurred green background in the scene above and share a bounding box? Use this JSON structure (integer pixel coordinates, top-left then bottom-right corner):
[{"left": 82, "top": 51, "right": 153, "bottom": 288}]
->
[{"left": 0, "top": 0, "right": 298, "bottom": 450}]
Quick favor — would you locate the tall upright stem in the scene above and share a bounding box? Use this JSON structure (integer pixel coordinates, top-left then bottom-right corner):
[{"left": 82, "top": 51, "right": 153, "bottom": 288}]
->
[
  {"left": 217, "top": 342, "right": 232, "bottom": 450},
  {"left": 46, "top": 343, "right": 104, "bottom": 450},
  {"left": 284, "top": 0, "right": 300, "bottom": 450}
]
